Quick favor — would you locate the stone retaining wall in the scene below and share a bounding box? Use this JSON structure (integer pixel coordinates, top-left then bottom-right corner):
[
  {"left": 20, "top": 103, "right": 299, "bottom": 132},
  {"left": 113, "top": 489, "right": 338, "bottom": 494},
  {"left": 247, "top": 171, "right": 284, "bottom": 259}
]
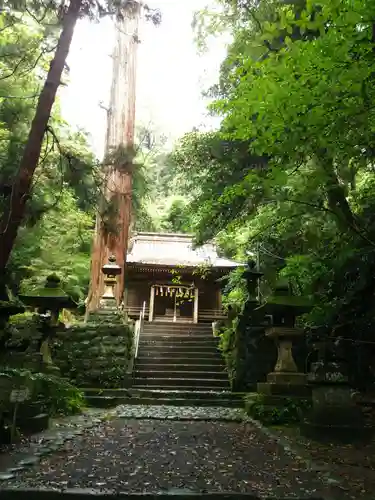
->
[{"left": 52, "top": 323, "right": 133, "bottom": 388}]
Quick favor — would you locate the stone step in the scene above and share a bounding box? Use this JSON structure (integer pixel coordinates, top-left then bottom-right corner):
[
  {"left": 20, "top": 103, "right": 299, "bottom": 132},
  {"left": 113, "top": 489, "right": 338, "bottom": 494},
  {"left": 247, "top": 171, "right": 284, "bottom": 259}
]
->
[
  {"left": 83, "top": 388, "right": 131, "bottom": 397},
  {"left": 137, "top": 355, "right": 223, "bottom": 364},
  {"left": 134, "top": 370, "right": 229, "bottom": 381},
  {"left": 142, "top": 326, "right": 213, "bottom": 333},
  {"left": 132, "top": 377, "right": 230, "bottom": 389},
  {"left": 139, "top": 342, "right": 219, "bottom": 350},
  {"left": 122, "top": 398, "right": 242, "bottom": 408},
  {"left": 129, "top": 389, "right": 242, "bottom": 399},
  {"left": 141, "top": 330, "right": 213, "bottom": 337},
  {"left": 138, "top": 344, "right": 220, "bottom": 354},
  {"left": 135, "top": 362, "right": 225, "bottom": 372},
  {"left": 143, "top": 321, "right": 212, "bottom": 329},
  {"left": 133, "top": 384, "right": 230, "bottom": 391},
  {"left": 85, "top": 395, "right": 242, "bottom": 408},
  {"left": 140, "top": 335, "right": 218, "bottom": 342},
  {"left": 85, "top": 395, "right": 121, "bottom": 408},
  {"left": 82, "top": 388, "right": 241, "bottom": 399}
]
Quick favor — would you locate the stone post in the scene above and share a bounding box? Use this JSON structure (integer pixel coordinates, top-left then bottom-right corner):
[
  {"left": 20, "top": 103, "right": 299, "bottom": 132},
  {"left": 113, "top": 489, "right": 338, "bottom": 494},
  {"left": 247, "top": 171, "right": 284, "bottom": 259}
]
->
[{"left": 301, "top": 356, "right": 366, "bottom": 441}]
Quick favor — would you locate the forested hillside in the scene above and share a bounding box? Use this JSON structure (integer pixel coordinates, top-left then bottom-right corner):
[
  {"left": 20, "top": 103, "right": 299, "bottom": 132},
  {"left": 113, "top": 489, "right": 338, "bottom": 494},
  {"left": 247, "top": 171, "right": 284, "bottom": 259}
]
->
[
  {"left": 165, "top": 0, "right": 375, "bottom": 385},
  {"left": 0, "top": 5, "right": 164, "bottom": 302},
  {"left": 3, "top": 0, "right": 375, "bottom": 384},
  {"left": 0, "top": 8, "right": 99, "bottom": 301}
]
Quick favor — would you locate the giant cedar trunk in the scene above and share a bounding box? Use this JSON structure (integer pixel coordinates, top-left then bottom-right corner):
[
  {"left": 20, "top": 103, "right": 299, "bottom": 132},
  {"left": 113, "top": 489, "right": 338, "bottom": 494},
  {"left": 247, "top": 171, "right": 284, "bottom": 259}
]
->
[
  {"left": 0, "top": 0, "right": 82, "bottom": 272},
  {"left": 86, "top": 7, "right": 139, "bottom": 312}
]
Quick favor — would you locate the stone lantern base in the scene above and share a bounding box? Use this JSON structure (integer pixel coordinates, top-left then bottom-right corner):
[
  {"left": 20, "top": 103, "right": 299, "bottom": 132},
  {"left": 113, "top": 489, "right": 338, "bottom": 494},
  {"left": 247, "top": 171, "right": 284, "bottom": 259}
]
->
[
  {"left": 257, "top": 379, "right": 311, "bottom": 398},
  {"left": 301, "top": 362, "right": 368, "bottom": 442}
]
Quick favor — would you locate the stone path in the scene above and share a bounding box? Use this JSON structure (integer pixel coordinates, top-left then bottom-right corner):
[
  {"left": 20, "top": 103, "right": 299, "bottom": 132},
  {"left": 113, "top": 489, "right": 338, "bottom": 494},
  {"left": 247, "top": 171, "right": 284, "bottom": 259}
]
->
[{"left": 0, "top": 406, "right": 348, "bottom": 499}]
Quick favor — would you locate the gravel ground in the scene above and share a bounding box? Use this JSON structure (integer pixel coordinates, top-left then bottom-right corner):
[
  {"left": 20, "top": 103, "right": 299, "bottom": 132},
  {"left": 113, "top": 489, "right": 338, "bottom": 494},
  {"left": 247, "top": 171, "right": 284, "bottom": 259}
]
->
[
  {"left": 116, "top": 405, "right": 249, "bottom": 420},
  {"left": 0, "top": 416, "right": 338, "bottom": 499}
]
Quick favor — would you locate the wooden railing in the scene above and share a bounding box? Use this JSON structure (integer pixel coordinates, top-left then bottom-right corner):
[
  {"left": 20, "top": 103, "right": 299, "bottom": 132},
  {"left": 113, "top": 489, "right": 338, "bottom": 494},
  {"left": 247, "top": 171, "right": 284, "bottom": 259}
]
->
[
  {"left": 134, "top": 301, "right": 146, "bottom": 360},
  {"left": 125, "top": 305, "right": 149, "bottom": 319},
  {"left": 125, "top": 305, "right": 227, "bottom": 322},
  {"left": 128, "top": 301, "right": 146, "bottom": 376}
]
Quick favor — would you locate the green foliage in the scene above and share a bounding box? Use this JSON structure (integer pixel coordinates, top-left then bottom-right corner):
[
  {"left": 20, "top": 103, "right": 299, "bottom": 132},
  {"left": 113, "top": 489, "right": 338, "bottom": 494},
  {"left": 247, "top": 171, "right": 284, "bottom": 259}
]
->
[
  {"left": 34, "top": 372, "right": 86, "bottom": 416},
  {"left": 218, "top": 321, "right": 237, "bottom": 386},
  {"left": 159, "top": 197, "right": 190, "bottom": 233},
  {"left": 169, "top": 0, "right": 375, "bottom": 388},
  {"left": 0, "top": 11, "right": 98, "bottom": 299},
  {"left": 11, "top": 191, "right": 94, "bottom": 301},
  {"left": 0, "top": 367, "right": 85, "bottom": 416},
  {"left": 244, "top": 393, "right": 312, "bottom": 425}
]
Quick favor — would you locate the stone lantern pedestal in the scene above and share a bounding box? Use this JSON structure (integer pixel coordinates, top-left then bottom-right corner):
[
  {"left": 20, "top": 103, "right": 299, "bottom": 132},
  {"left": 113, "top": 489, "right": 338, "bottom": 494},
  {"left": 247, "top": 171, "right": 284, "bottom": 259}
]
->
[
  {"left": 257, "top": 326, "right": 310, "bottom": 398},
  {"left": 258, "top": 326, "right": 309, "bottom": 395},
  {"left": 257, "top": 280, "right": 312, "bottom": 399}
]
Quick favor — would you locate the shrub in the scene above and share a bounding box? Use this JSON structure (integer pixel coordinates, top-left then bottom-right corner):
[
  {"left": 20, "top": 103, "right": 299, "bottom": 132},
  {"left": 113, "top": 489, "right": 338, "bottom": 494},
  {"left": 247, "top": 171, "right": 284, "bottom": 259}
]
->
[
  {"left": 244, "top": 393, "right": 311, "bottom": 425},
  {"left": 0, "top": 368, "right": 86, "bottom": 417},
  {"left": 33, "top": 372, "right": 86, "bottom": 416}
]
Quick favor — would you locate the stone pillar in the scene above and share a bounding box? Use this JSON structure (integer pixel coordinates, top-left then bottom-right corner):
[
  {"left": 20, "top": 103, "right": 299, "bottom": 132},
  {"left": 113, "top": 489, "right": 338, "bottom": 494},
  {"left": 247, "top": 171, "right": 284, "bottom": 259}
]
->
[{"left": 149, "top": 285, "right": 155, "bottom": 322}]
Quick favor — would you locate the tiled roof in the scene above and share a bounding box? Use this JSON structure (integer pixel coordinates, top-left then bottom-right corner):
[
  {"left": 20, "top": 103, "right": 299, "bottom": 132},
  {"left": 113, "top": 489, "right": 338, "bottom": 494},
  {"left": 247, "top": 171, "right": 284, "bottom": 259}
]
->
[{"left": 126, "top": 232, "right": 244, "bottom": 268}]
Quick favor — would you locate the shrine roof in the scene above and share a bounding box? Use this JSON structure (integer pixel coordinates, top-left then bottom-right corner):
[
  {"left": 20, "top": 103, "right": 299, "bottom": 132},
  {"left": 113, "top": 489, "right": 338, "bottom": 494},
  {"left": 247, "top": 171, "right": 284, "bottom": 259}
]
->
[{"left": 126, "top": 232, "right": 244, "bottom": 269}]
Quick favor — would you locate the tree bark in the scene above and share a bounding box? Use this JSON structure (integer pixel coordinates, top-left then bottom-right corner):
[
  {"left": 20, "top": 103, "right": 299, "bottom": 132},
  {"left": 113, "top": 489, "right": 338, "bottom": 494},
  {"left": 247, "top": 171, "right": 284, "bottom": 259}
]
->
[
  {"left": 0, "top": 0, "right": 82, "bottom": 272},
  {"left": 316, "top": 152, "right": 357, "bottom": 232},
  {"left": 86, "top": 7, "right": 140, "bottom": 312}
]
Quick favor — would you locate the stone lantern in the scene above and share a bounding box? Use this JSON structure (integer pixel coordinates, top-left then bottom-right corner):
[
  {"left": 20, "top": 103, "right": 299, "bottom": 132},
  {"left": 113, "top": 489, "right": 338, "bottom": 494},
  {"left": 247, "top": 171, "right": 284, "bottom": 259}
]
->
[
  {"left": 19, "top": 274, "right": 76, "bottom": 372},
  {"left": 100, "top": 255, "right": 122, "bottom": 310},
  {"left": 243, "top": 259, "right": 263, "bottom": 309},
  {"left": 257, "top": 280, "right": 312, "bottom": 397}
]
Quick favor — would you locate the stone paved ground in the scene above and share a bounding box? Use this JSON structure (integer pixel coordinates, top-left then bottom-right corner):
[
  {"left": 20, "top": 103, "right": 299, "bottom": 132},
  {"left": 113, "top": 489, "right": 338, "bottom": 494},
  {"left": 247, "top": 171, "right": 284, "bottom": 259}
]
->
[{"left": 0, "top": 405, "right": 347, "bottom": 499}]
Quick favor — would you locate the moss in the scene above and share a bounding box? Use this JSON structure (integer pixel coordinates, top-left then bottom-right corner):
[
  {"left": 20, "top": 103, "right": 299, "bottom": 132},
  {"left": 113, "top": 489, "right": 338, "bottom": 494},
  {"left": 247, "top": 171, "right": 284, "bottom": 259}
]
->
[
  {"left": 52, "top": 322, "right": 133, "bottom": 388},
  {"left": 244, "top": 393, "right": 312, "bottom": 425}
]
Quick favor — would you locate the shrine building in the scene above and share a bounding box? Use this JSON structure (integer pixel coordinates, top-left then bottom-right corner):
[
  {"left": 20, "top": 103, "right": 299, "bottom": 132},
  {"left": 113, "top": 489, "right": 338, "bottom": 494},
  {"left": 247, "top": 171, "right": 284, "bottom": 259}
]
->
[{"left": 124, "top": 232, "right": 243, "bottom": 323}]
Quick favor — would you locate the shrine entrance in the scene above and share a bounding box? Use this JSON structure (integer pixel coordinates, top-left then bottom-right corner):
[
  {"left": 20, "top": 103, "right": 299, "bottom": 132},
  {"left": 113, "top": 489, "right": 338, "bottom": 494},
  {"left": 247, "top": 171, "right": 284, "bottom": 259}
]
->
[{"left": 149, "top": 284, "right": 199, "bottom": 323}]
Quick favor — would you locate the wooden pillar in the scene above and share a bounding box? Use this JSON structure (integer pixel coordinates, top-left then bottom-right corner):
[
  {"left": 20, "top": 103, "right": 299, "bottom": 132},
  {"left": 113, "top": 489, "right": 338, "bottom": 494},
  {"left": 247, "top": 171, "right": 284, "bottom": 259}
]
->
[
  {"left": 217, "top": 287, "right": 222, "bottom": 310},
  {"left": 193, "top": 287, "right": 199, "bottom": 324},
  {"left": 123, "top": 285, "right": 128, "bottom": 321},
  {"left": 149, "top": 285, "right": 155, "bottom": 322}
]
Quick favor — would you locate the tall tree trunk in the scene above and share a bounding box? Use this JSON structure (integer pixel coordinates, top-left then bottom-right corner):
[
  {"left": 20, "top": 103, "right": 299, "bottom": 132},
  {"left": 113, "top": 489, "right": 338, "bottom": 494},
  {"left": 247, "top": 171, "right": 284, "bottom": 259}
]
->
[
  {"left": 316, "top": 152, "right": 357, "bottom": 232},
  {"left": 86, "top": 5, "right": 140, "bottom": 312},
  {"left": 0, "top": 0, "right": 82, "bottom": 272}
]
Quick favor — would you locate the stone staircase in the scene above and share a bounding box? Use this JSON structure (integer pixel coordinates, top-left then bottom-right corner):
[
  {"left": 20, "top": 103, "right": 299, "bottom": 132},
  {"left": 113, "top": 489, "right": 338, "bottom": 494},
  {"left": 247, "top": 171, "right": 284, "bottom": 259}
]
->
[{"left": 133, "top": 322, "right": 230, "bottom": 391}]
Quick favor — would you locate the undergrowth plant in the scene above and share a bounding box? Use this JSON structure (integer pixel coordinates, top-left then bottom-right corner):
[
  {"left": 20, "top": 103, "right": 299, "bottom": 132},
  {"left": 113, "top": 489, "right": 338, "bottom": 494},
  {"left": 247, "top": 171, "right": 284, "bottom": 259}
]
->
[
  {"left": 0, "top": 368, "right": 86, "bottom": 416},
  {"left": 244, "top": 393, "right": 311, "bottom": 426}
]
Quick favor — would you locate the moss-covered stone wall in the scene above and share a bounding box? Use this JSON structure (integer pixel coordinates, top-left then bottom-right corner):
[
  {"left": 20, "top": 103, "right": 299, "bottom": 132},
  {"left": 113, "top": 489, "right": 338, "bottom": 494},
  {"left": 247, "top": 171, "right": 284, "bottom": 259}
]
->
[{"left": 52, "top": 322, "right": 133, "bottom": 388}]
